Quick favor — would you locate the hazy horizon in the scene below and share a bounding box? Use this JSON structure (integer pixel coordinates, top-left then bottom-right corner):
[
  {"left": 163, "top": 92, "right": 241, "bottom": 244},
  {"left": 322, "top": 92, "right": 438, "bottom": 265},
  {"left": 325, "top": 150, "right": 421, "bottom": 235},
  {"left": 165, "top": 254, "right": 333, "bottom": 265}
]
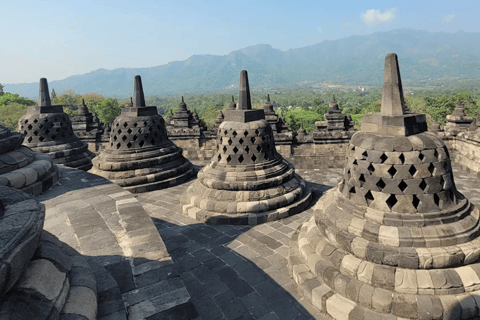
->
[{"left": 1, "top": 0, "right": 478, "bottom": 84}]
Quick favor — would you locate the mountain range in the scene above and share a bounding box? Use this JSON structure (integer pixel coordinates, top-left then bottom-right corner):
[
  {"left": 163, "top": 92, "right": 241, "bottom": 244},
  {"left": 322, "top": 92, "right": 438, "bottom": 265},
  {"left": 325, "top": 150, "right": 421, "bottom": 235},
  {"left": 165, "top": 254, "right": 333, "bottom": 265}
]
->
[{"left": 5, "top": 29, "right": 480, "bottom": 99}]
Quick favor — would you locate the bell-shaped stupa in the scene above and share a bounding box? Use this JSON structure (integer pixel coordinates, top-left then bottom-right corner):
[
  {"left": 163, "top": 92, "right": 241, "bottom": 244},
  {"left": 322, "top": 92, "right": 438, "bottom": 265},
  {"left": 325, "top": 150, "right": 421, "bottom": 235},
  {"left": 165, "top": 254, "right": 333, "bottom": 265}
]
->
[
  {"left": 0, "top": 123, "right": 58, "bottom": 195},
  {"left": 90, "top": 75, "right": 194, "bottom": 193},
  {"left": 181, "top": 70, "right": 312, "bottom": 224},
  {"left": 18, "top": 78, "right": 94, "bottom": 170},
  {"left": 288, "top": 54, "right": 480, "bottom": 319}
]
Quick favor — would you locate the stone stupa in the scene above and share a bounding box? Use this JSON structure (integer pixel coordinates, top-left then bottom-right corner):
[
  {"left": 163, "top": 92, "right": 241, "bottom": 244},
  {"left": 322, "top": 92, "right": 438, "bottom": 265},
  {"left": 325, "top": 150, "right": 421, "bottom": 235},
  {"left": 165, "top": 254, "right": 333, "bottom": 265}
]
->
[
  {"left": 288, "top": 53, "right": 480, "bottom": 319},
  {"left": 18, "top": 78, "right": 94, "bottom": 170},
  {"left": 90, "top": 75, "right": 194, "bottom": 193},
  {"left": 181, "top": 70, "right": 312, "bottom": 224},
  {"left": 0, "top": 124, "right": 58, "bottom": 195}
]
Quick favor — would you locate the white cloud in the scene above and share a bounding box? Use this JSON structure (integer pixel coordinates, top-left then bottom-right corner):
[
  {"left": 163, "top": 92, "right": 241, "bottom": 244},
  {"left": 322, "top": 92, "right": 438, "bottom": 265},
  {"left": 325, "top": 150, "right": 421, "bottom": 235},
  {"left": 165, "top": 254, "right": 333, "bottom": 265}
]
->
[
  {"left": 361, "top": 8, "right": 397, "bottom": 26},
  {"left": 442, "top": 14, "right": 455, "bottom": 23},
  {"left": 317, "top": 27, "right": 323, "bottom": 34}
]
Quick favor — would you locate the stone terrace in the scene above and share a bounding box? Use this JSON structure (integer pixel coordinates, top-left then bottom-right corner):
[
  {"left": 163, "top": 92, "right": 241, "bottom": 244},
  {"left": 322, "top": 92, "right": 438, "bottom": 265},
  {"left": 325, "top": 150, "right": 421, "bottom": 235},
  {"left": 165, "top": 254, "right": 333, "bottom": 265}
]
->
[{"left": 33, "top": 160, "right": 480, "bottom": 320}]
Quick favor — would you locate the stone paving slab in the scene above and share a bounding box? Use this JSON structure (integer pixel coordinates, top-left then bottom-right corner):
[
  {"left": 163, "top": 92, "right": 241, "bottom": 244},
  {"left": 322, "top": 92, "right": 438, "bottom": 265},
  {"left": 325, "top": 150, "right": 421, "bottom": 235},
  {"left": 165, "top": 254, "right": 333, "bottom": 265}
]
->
[
  {"left": 138, "top": 161, "right": 480, "bottom": 320},
  {"left": 36, "top": 166, "right": 198, "bottom": 320}
]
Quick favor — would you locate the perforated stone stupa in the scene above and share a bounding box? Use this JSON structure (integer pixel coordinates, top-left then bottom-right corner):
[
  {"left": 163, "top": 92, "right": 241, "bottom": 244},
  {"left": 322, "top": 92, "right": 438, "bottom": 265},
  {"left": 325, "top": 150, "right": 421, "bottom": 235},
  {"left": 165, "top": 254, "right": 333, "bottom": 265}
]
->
[
  {"left": 181, "top": 70, "right": 312, "bottom": 224},
  {"left": 0, "top": 124, "right": 58, "bottom": 195},
  {"left": 90, "top": 75, "right": 194, "bottom": 193},
  {"left": 288, "top": 53, "right": 480, "bottom": 319},
  {"left": 18, "top": 78, "right": 94, "bottom": 170}
]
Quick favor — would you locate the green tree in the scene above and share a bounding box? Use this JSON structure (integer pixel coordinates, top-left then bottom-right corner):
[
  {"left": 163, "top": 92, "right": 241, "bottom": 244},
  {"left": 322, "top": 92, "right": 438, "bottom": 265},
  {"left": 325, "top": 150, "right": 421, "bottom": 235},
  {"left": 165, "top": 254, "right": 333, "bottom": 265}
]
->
[
  {"left": 0, "top": 93, "right": 35, "bottom": 130},
  {"left": 0, "top": 83, "right": 4, "bottom": 96},
  {"left": 90, "top": 98, "right": 122, "bottom": 125}
]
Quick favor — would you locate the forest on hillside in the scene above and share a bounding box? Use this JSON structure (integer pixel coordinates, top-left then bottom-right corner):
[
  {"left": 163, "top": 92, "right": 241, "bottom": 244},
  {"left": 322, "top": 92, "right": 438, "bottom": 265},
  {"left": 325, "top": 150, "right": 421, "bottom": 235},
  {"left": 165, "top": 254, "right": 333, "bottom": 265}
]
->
[{"left": 1, "top": 85, "right": 480, "bottom": 134}]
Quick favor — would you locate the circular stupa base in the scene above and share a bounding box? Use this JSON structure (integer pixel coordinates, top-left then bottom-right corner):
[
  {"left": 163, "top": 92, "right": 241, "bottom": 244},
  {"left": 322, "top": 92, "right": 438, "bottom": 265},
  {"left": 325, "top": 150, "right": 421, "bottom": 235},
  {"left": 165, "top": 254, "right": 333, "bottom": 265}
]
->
[
  {"left": 0, "top": 147, "right": 59, "bottom": 195},
  {"left": 287, "top": 188, "right": 480, "bottom": 319},
  {"left": 181, "top": 175, "right": 312, "bottom": 225}
]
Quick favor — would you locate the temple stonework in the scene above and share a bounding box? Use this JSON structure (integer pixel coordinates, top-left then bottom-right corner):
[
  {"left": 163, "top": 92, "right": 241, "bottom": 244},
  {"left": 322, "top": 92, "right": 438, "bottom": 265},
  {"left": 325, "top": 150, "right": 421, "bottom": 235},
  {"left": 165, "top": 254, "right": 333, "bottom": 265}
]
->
[
  {"left": 288, "top": 53, "right": 480, "bottom": 319},
  {"left": 166, "top": 97, "right": 203, "bottom": 140},
  {"left": 0, "top": 124, "right": 58, "bottom": 195},
  {"left": 18, "top": 78, "right": 94, "bottom": 170},
  {"left": 89, "top": 75, "right": 194, "bottom": 193},
  {"left": 70, "top": 99, "right": 103, "bottom": 151},
  {"left": 181, "top": 70, "right": 312, "bottom": 224},
  {"left": 444, "top": 101, "right": 474, "bottom": 135}
]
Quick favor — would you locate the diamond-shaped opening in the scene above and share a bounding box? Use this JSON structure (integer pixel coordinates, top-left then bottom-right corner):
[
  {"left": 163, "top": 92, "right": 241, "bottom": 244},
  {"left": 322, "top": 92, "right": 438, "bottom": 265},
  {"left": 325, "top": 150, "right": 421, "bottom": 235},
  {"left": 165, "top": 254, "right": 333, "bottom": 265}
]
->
[
  {"left": 256, "top": 145, "right": 262, "bottom": 152},
  {"left": 233, "top": 146, "right": 239, "bottom": 154},
  {"left": 353, "top": 159, "right": 358, "bottom": 166},
  {"left": 251, "top": 154, "right": 257, "bottom": 162},
  {"left": 218, "top": 154, "right": 222, "bottom": 161},
  {"left": 388, "top": 166, "right": 397, "bottom": 178},
  {"left": 380, "top": 153, "right": 388, "bottom": 163},
  {"left": 365, "top": 190, "right": 374, "bottom": 205},
  {"left": 223, "top": 146, "right": 227, "bottom": 153},
  {"left": 261, "top": 136, "right": 266, "bottom": 141},
  {"left": 412, "top": 195, "right": 420, "bottom": 209},
  {"left": 376, "top": 178, "right": 386, "bottom": 190},
  {"left": 113, "top": 135, "right": 117, "bottom": 141},
  {"left": 127, "top": 142, "right": 132, "bottom": 148},
  {"left": 386, "top": 194, "right": 398, "bottom": 210},
  {"left": 250, "top": 137, "right": 256, "bottom": 144},
  {"left": 351, "top": 145, "right": 355, "bottom": 151},
  {"left": 144, "top": 121, "right": 148, "bottom": 126},
  {"left": 138, "top": 128, "right": 142, "bottom": 133},
  {"left": 399, "top": 154, "right": 405, "bottom": 164},
  {"left": 27, "top": 137, "right": 33, "bottom": 143},
  {"left": 226, "top": 155, "right": 232, "bottom": 162},
  {"left": 359, "top": 174, "right": 366, "bottom": 186},
  {"left": 434, "top": 149, "right": 439, "bottom": 159},
  {"left": 228, "top": 138, "right": 233, "bottom": 145},
  {"left": 116, "top": 142, "right": 121, "bottom": 149},
  {"left": 116, "top": 123, "right": 120, "bottom": 127},
  {"left": 428, "top": 163, "right": 435, "bottom": 175},
  {"left": 33, "top": 130, "right": 38, "bottom": 136},
  {"left": 398, "top": 180, "right": 408, "bottom": 192},
  {"left": 244, "top": 130, "right": 249, "bottom": 137},
  {"left": 123, "top": 122, "right": 128, "bottom": 128},
  {"left": 238, "top": 155, "right": 244, "bottom": 163},
  {"left": 50, "top": 123, "right": 55, "bottom": 128},
  {"left": 232, "top": 131, "right": 237, "bottom": 137},
  {"left": 148, "top": 126, "right": 153, "bottom": 132},
  {"left": 122, "top": 135, "right": 127, "bottom": 141},
  {"left": 409, "top": 165, "right": 417, "bottom": 177},
  {"left": 117, "top": 129, "right": 122, "bottom": 134},
  {"left": 264, "top": 153, "right": 269, "bottom": 160},
  {"left": 45, "top": 129, "right": 50, "bottom": 134},
  {"left": 28, "top": 124, "right": 33, "bottom": 130},
  {"left": 134, "top": 122, "right": 138, "bottom": 127},
  {"left": 349, "top": 186, "right": 356, "bottom": 194},
  {"left": 239, "top": 138, "right": 244, "bottom": 145},
  {"left": 245, "top": 146, "right": 250, "bottom": 154},
  {"left": 362, "top": 151, "right": 368, "bottom": 158},
  {"left": 139, "top": 140, "right": 145, "bottom": 147},
  {"left": 255, "top": 129, "right": 260, "bottom": 136},
  {"left": 419, "top": 179, "right": 427, "bottom": 191},
  {"left": 419, "top": 153, "right": 425, "bottom": 161},
  {"left": 368, "top": 163, "right": 375, "bottom": 173},
  {"left": 224, "top": 130, "right": 228, "bottom": 135},
  {"left": 434, "top": 193, "right": 440, "bottom": 207}
]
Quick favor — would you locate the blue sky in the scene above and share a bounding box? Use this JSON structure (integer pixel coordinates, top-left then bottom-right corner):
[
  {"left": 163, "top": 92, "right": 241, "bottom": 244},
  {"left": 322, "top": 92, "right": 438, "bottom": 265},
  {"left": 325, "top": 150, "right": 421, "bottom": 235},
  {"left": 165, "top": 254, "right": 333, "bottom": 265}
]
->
[{"left": 1, "top": 0, "right": 479, "bottom": 83}]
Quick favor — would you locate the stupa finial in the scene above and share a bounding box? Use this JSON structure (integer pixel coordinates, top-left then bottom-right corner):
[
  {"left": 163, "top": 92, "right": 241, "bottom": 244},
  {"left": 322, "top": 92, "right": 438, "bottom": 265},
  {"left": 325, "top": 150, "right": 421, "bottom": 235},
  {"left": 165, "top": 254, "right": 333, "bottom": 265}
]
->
[
  {"left": 381, "top": 53, "right": 407, "bottom": 116},
  {"left": 82, "top": 98, "right": 86, "bottom": 106},
  {"left": 237, "top": 70, "right": 252, "bottom": 110},
  {"left": 133, "top": 75, "right": 146, "bottom": 108},
  {"left": 267, "top": 94, "right": 270, "bottom": 102},
  {"left": 38, "top": 78, "right": 51, "bottom": 106},
  {"left": 229, "top": 96, "right": 237, "bottom": 110}
]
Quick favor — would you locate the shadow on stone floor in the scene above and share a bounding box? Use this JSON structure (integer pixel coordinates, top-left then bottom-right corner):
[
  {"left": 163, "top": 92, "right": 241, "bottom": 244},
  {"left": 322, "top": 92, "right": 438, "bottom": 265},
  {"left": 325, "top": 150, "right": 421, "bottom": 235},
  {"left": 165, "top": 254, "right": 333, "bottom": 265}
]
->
[{"left": 151, "top": 215, "right": 321, "bottom": 320}]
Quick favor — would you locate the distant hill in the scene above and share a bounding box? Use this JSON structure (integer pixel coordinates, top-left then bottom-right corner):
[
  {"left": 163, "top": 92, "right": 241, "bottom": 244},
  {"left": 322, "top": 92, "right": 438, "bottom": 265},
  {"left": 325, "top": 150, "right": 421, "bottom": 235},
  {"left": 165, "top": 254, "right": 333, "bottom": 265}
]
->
[{"left": 5, "top": 29, "right": 480, "bottom": 98}]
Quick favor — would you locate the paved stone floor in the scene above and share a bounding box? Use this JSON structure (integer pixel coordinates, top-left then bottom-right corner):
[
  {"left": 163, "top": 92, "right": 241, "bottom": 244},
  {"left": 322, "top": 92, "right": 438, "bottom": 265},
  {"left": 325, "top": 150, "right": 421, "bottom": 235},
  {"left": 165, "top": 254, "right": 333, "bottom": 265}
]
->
[
  {"left": 134, "top": 162, "right": 479, "bottom": 320},
  {"left": 37, "top": 162, "right": 480, "bottom": 320}
]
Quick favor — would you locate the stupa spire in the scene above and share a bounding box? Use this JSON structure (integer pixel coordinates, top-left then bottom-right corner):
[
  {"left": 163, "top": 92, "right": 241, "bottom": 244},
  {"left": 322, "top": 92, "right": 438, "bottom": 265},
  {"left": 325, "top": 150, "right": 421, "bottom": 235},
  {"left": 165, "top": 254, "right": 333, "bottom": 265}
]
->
[
  {"left": 381, "top": 53, "right": 407, "bottom": 116},
  {"left": 229, "top": 96, "right": 236, "bottom": 110},
  {"left": 133, "top": 75, "right": 146, "bottom": 108},
  {"left": 38, "top": 78, "right": 51, "bottom": 106},
  {"left": 237, "top": 70, "right": 252, "bottom": 110}
]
